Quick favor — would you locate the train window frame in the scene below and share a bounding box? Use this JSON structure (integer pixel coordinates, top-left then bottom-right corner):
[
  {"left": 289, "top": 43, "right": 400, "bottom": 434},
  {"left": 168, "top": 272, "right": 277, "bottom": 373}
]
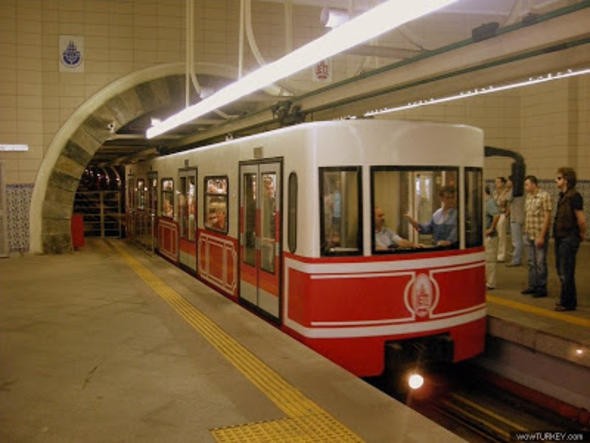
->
[
  {"left": 161, "top": 177, "right": 174, "bottom": 218},
  {"left": 287, "top": 171, "right": 297, "bottom": 253},
  {"left": 370, "top": 166, "right": 459, "bottom": 254},
  {"left": 319, "top": 166, "right": 363, "bottom": 257},
  {"left": 204, "top": 175, "right": 229, "bottom": 234},
  {"left": 464, "top": 167, "right": 483, "bottom": 248}
]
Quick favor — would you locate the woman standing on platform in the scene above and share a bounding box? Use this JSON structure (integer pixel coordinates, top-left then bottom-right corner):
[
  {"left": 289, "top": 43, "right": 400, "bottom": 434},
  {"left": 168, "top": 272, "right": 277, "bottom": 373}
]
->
[
  {"left": 553, "top": 167, "right": 586, "bottom": 311},
  {"left": 506, "top": 176, "right": 525, "bottom": 267},
  {"left": 493, "top": 177, "right": 510, "bottom": 262},
  {"left": 485, "top": 186, "right": 500, "bottom": 290}
]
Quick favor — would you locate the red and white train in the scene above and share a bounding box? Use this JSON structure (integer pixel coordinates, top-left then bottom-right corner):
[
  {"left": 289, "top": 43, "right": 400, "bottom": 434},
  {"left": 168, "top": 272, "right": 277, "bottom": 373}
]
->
[{"left": 126, "top": 119, "right": 486, "bottom": 380}]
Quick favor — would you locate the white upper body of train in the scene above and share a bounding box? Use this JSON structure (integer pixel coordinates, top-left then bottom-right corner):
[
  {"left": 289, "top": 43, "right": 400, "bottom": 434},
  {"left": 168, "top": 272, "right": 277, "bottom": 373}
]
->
[{"left": 129, "top": 119, "right": 484, "bottom": 258}]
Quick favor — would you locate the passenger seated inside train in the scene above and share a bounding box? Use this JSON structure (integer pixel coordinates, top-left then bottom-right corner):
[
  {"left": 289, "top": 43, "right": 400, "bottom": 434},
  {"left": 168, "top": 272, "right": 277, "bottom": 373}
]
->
[
  {"left": 406, "top": 185, "right": 458, "bottom": 247},
  {"left": 374, "top": 207, "right": 420, "bottom": 250}
]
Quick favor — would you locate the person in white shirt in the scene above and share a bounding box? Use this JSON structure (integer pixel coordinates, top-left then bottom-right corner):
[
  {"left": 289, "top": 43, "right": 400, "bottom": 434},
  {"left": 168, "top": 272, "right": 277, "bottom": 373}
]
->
[{"left": 374, "top": 207, "right": 419, "bottom": 250}]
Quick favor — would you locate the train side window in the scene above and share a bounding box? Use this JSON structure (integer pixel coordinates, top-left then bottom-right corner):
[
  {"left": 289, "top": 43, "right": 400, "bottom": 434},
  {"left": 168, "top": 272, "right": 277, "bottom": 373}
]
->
[
  {"left": 465, "top": 168, "right": 483, "bottom": 247},
  {"left": 372, "top": 167, "right": 458, "bottom": 252},
  {"left": 204, "top": 176, "right": 228, "bottom": 233},
  {"left": 320, "top": 167, "right": 362, "bottom": 256},
  {"left": 161, "top": 178, "right": 174, "bottom": 218},
  {"left": 288, "top": 172, "right": 297, "bottom": 253}
]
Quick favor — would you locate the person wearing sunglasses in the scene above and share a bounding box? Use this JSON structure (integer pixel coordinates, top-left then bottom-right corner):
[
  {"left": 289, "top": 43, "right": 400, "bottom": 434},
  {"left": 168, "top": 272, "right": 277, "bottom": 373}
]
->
[{"left": 553, "top": 167, "right": 587, "bottom": 311}]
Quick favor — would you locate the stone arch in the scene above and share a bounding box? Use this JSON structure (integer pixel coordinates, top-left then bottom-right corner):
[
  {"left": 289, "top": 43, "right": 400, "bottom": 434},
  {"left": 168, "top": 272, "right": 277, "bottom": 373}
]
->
[{"left": 30, "top": 63, "right": 238, "bottom": 254}]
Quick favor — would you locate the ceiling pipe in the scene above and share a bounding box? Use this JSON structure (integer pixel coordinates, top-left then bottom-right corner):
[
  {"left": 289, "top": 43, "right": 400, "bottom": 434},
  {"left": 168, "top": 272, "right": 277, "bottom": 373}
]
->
[
  {"left": 245, "top": 0, "right": 267, "bottom": 66},
  {"left": 244, "top": 0, "right": 292, "bottom": 97},
  {"left": 344, "top": 44, "right": 422, "bottom": 59},
  {"left": 238, "top": 0, "right": 245, "bottom": 78},
  {"left": 284, "top": 0, "right": 293, "bottom": 53}
]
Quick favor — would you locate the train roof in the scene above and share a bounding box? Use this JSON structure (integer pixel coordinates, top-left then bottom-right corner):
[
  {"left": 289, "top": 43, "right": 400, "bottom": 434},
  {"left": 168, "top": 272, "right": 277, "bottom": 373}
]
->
[{"left": 162, "top": 119, "right": 483, "bottom": 159}]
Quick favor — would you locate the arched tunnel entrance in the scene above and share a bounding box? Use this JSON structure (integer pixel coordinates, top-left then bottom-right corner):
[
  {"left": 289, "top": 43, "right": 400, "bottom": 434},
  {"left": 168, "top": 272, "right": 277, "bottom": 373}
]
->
[
  {"left": 32, "top": 73, "right": 183, "bottom": 253},
  {"left": 30, "top": 63, "right": 241, "bottom": 254}
]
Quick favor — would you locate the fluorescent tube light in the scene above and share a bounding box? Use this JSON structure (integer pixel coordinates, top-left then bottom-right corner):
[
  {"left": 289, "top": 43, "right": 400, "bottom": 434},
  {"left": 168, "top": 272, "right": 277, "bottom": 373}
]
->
[
  {"left": 365, "top": 67, "right": 590, "bottom": 116},
  {"left": 0, "top": 144, "right": 29, "bottom": 151},
  {"left": 147, "top": 0, "right": 456, "bottom": 139}
]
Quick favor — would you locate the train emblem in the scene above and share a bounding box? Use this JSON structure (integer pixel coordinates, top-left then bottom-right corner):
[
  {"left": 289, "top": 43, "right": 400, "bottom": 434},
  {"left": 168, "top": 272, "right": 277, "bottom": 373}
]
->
[{"left": 407, "top": 273, "right": 439, "bottom": 319}]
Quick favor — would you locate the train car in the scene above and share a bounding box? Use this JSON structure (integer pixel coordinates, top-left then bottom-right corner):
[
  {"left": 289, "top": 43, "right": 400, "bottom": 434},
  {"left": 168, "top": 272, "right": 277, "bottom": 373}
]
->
[{"left": 126, "top": 119, "right": 486, "bottom": 382}]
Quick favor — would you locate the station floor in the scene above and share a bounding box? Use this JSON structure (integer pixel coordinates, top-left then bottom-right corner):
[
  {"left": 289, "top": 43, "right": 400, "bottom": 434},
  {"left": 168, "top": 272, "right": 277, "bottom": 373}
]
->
[
  {"left": 485, "top": 241, "right": 589, "bottom": 369},
  {"left": 481, "top": 241, "right": 590, "bottom": 413},
  {"left": 0, "top": 238, "right": 464, "bottom": 443}
]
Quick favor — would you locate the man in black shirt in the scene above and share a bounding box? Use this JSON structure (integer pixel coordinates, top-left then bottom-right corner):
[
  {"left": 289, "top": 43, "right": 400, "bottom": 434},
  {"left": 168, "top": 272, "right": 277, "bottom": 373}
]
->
[{"left": 553, "top": 167, "right": 587, "bottom": 311}]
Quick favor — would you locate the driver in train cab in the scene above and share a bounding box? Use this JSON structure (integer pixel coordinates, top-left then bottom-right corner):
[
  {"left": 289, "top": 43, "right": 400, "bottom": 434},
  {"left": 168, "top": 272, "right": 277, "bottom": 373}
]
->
[
  {"left": 374, "top": 207, "right": 420, "bottom": 250},
  {"left": 406, "top": 185, "right": 458, "bottom": 247}
]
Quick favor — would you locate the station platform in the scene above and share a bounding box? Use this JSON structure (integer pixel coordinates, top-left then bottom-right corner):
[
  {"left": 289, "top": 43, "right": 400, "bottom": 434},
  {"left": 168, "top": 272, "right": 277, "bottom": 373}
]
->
[
  {"left": 0, "top": 238, "right": 462, "bottom": 443},
  {"left": 480, "top": 241, "right": 590, "bottom": 415}
]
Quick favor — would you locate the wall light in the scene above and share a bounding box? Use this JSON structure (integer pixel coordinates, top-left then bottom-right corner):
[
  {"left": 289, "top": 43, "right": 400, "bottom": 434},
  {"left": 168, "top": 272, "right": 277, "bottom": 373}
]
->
[
  {"left": 365, "top": 67, "right": 590, "bottom": 117},
  {"left": 147, "top": 0, "right": 456, "bottom": 139}
]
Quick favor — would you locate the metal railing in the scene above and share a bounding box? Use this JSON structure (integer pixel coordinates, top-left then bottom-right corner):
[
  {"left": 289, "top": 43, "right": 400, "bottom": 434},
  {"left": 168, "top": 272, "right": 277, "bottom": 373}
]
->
[
  {"left": 128, "top": 210, "right": 156, "bottom": 253},
  {"left": 73, "top": 191, "right": 123, "bottom": 238}
]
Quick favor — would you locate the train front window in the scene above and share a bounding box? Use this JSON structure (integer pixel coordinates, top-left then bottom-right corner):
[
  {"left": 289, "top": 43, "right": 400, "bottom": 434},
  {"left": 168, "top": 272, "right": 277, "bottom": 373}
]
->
[
  {"left": 320, "top": 167, "right": 362, "bottom": 256},
  {"left": 371, "top": 167, "right": 458, "bottom": 252}
]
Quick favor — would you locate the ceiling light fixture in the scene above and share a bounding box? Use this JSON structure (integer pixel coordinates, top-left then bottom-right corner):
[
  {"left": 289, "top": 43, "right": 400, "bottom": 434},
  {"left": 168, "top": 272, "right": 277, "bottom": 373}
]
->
[
  {"left": 320, "top": 8, "right": 350, "bottom": 28},
  {"left": 147, "top": 0, "right": 456, "bottom": 139},
  {"left": 365, "top": 67, "right": 590, "bottom": 117}
]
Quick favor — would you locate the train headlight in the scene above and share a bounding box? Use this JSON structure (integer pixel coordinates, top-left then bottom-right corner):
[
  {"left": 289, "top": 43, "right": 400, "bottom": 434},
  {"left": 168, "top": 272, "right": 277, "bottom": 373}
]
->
[{"left": 407, "top": 372, "right": 424, "bottom": 390}]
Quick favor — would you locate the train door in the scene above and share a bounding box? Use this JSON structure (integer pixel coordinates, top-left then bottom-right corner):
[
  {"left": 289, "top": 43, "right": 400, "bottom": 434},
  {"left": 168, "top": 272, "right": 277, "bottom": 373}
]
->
[
  {"left": 178, "top": 168, "right": 198, "bottom": 272},
  {"left": 147, "top": 170, "right": 158, "bottom": 251},
  {"left": 239, "top": 160, "right": 282, "bottom": 320}
]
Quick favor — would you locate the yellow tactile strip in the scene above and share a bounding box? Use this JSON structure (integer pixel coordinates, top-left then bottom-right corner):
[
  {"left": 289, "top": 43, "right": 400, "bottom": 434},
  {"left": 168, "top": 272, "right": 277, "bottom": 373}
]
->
[
  {"left": 112, "top": 241, "right": 363, "bottom": 442},
  {"left": 487, "top": 294, "right": 590, "bottom": 328}
]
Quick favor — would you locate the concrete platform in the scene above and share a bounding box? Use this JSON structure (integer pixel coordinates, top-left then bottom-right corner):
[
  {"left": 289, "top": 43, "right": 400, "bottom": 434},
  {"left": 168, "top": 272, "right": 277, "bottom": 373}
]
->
[
  {"left": 480, "top": 241, "right": 590, "bottom": 412},
  {"left": 485, "top": 241, "right": 589, "bottom": 365},
  {"left": 0, "top": 238, "right": 463, "bottom": 443}
]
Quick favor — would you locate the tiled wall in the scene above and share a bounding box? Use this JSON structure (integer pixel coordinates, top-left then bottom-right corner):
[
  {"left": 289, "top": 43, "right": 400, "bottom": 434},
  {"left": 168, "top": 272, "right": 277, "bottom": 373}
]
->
[
  {"left": 0, "top": 0, "right": 331, "bottom": 185},
  {"left": 0, "top": 1, "right": 588, "bottom": 251},
  {"left": 386, "top": 91, "right": 522, "bottom": 179},
  {"left": 1, "top": 0, "right": 588, "bottom": 186},
  {"left": 385, "top": 75, "right": 590, "bottom": 183},
  {"left": 486, "top": 179, "right": 590, "bottom": 241},
  {"left": 6, "top": 184, "right": 33, "bottom": 252}
]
